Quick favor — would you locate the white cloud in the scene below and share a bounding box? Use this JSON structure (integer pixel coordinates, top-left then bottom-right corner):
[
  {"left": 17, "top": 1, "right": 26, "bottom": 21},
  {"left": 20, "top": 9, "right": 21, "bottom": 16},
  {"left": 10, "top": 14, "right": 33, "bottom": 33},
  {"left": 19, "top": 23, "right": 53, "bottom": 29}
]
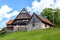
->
[
  {"left": 27, "top": 0, "right": 60, "bottom": 14},
  {"left": 0, "top": 5, "right": 12, "bottom": 13},
  {"left": 0, "top": 5, "right": 19, "bottom": 28},
  {"left": 9, "top": 10, "right": 19, "bottom": 18},
  {"left": 54, "top": 0, "right": 60, "bottom": 8},
  {"left": 0, "top": 5, "right": 19, "bottom": 22},
  {"left": 0, "top": 5, "right": 12, "bottom": 21}
]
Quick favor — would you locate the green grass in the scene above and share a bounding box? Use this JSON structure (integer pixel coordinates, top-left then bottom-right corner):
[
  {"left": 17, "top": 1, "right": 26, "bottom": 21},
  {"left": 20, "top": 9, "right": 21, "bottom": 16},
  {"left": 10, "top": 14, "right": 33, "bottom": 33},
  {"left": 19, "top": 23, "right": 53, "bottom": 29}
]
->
[{"left": 0, "top": 27, "right": 60, "bottom": 40}]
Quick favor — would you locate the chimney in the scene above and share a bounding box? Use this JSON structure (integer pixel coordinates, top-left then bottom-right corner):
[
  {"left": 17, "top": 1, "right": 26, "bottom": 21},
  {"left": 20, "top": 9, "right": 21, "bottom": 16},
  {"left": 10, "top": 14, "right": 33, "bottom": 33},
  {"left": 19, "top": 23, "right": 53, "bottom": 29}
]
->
[{"left": 29, "top": 11, "right": 30, "bottom": 13}]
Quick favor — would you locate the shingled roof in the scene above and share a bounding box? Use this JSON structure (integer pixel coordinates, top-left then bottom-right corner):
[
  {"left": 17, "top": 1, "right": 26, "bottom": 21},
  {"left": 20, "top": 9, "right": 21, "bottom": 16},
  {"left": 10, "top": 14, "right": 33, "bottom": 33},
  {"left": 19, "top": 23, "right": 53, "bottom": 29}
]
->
[
  {"left": 39, "top": 16, "right": 53, "bottom": 25},
  {"left": 6, "top": 20, "right": 13, "bottom": 24}
]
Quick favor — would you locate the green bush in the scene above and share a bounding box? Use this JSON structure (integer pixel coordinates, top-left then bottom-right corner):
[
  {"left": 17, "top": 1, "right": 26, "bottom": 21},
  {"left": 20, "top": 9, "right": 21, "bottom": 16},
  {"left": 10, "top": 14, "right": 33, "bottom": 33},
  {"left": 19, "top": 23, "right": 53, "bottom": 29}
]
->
[{"left": 0, "top": 28, "right": 7, "bottom": 35}]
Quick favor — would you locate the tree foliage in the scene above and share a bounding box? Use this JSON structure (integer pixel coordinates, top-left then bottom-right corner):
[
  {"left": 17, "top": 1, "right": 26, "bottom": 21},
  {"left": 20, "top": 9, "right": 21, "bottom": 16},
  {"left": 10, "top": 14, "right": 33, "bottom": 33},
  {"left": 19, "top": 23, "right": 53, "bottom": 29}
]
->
[{"left": 41, "top": 8, "right": 60, "bottom": 27}]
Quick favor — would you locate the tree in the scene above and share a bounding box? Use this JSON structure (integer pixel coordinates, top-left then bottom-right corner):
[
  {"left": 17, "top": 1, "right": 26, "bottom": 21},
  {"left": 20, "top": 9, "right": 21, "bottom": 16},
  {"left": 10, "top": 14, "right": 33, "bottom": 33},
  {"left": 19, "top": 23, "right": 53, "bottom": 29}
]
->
[{"left": 41, "top": 8, "right": 60, "bottom": 27}]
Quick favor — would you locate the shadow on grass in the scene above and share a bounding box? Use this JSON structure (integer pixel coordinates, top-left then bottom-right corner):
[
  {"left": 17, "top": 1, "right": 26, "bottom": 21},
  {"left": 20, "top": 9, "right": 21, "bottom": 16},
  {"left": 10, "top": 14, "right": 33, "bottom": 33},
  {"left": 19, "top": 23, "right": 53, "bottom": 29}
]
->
[
  {"left": 0, "top": 32, "right": 12, "bottom": 38},
  {"left": 0, "top": 30, "right": 27, "bottom": 38}
]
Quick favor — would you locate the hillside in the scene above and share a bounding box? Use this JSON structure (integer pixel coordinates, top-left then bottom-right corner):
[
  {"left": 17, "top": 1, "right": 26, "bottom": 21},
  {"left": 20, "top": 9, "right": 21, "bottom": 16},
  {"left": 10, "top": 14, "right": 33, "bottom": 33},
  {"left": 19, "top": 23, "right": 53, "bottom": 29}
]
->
[{"left": 0, "top": 28, "right": 60, "bottom": 40}]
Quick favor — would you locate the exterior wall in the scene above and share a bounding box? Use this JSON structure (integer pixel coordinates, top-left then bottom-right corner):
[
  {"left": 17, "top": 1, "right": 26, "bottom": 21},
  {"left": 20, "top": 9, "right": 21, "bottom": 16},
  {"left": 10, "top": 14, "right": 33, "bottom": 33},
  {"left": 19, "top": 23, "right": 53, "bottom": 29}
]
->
[
  {"left": 6, "top": 27, "right": 13, "bottom": 32},
  {"left": 45, "top": 24, "right": 50, "bottom": 28},
  {"left": 13, "top": 26, "right": 18, "bottom": 31},
  {"left": 27, "top": 22, "right": 50, "bottom": 31},
  {"left": 27, "top": 22, "right": 42, "bottom": 31},
  {"left": 13, "top": 25, "right": 27, "bottom": 31},
  {"left": 6, "top": 24, "right": 13, "bottom": 27},
  {"left": 7, "top": 29, "right": 12, "bottom": 32},
  {"left": 40, "top": 23, "right": 45, "bottom": 28},
  {"left": 40, "top": 23, "right": 50, "bottom": 28},
  {"left": 6, "top": 24, "right": 14, "bottom": 32}
]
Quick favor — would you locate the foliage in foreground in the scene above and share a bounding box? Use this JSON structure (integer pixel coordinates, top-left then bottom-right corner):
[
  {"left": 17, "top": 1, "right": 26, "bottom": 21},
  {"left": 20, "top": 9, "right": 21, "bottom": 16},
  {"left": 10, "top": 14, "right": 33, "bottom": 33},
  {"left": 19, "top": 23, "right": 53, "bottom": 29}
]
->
[
  {"left": 0, "top": 28, "right": 60, "bottom": 40},
  {"left": 0, "top": 27, "right": 7, "bottom": 35}
]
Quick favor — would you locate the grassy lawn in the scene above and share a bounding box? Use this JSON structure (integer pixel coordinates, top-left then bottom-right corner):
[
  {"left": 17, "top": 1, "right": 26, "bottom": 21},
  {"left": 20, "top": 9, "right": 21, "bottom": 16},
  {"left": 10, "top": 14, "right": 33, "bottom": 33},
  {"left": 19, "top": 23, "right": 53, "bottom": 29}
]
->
[{"left": 0, "top": 27, "right": 60, "bottom": 40}]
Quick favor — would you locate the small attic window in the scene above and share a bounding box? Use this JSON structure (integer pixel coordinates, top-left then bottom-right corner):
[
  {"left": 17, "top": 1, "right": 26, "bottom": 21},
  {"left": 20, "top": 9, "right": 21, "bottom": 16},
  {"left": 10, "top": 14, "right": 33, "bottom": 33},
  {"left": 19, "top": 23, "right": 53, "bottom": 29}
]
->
[{"left": 23, "top": 14, "right": 27, "bottom": 17}]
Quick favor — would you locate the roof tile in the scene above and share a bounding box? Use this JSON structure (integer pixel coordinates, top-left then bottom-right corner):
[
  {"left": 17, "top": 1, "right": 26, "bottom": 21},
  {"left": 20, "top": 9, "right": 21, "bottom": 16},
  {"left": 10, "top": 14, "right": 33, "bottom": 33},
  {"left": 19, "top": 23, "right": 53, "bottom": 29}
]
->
[{"left": 6, "top": 20, "right": 13, "bottom": 24}]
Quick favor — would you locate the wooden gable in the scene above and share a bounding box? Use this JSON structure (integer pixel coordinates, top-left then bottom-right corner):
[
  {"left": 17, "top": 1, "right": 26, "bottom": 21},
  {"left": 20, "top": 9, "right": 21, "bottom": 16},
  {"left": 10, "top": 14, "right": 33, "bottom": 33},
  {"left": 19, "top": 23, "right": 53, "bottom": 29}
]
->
[{"left": 16, "top": 8, "right": 31, "bottom": 19}]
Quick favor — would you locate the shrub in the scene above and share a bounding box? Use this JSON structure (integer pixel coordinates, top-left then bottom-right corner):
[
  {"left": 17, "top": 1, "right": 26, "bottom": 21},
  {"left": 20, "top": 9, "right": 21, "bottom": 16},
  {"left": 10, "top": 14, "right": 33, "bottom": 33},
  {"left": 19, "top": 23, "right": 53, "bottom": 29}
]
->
[{"left": 0, "top": 28, "right": 7, "bottom": 35}]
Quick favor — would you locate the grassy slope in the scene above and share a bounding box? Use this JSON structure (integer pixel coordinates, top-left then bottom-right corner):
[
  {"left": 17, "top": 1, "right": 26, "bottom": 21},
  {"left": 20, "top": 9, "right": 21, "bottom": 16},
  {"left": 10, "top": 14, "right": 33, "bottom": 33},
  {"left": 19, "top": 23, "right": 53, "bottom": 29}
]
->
[{"left": 0, "top": 28, "right": 60, "bottom": 40}]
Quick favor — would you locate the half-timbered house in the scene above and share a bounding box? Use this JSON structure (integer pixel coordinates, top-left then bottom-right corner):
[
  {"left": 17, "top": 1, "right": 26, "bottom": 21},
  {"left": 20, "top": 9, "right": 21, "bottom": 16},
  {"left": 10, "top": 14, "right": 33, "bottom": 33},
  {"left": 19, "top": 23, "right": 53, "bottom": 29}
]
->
[{"left": 6, "top": 8, "right": 53, "bottom": 32}]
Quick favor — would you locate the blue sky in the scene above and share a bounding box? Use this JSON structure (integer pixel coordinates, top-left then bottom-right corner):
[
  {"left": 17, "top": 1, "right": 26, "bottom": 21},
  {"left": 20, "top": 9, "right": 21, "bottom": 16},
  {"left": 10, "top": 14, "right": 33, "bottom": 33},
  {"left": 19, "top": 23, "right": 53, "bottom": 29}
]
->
[
  {"left": 0, "top": 0, "right": 33, "bottom": 10},
  {"left": 0, "top": 0, "right": 60, "bottom": 28}
]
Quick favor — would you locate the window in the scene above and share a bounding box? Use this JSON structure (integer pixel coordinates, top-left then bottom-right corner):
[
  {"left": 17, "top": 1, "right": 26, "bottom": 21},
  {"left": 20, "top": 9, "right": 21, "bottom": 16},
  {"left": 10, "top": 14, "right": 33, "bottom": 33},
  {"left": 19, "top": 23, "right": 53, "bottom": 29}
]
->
[
  {"left": 23, "top": 14, "right": 27, "bottom": 17},
  {"left": 7, "top": 28, "right": 13, "bottom": 30},
  {"left": 16, "top": 20, "right": 19, "bottom": 22},
  {"left": 32, "top": 17, "right": 35, "bottom": 27},
  {"left": 45, "top": 24, "right": 47, "bottom": 27},
  {"left": 32, "top": 22, "right": 35, "bottom": 27},
  {"left": 22, "top": 20, "right": 28, "bottom": 21},
  {"left": 22, "top": 20, "right": 26, "bottom": 21}
]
